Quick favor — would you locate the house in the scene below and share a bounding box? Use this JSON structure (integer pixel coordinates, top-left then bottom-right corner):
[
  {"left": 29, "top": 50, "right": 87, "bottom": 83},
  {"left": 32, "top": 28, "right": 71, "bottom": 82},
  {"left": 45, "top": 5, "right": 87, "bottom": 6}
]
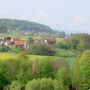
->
[
  {"left": 1, "top": 38, "right": 28, "bottom": 49},
  {"left": 44, "top": 38, "right": 56, "bottom": 44},
  {"left": 13, "top": 40, "right": 27, "bottom": 48}
]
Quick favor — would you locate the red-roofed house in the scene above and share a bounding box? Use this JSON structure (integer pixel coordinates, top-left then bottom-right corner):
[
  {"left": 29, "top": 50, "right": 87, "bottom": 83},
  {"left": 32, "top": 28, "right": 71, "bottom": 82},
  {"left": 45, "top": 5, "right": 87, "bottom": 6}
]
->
[
  {"left": 1, "top": 40, "right": 28, "bottom": 48},
  {"left": 13, "top": 40, "right": 27, "bottom": 48},
  {"left": 44, "top": 38, "right": 56, "bottom": 44}
]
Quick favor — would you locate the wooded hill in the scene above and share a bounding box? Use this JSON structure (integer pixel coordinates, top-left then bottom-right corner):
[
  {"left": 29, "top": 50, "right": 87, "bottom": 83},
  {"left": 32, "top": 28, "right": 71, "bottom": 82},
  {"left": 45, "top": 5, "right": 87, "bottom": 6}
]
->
[{"left": 0, "top": 18, "right": 56, "bottom": 33}]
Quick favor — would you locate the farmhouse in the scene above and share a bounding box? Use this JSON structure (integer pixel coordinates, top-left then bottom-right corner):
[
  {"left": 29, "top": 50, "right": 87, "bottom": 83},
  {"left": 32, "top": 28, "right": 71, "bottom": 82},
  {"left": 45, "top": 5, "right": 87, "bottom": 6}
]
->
[
  {"left": 0, "top": 37, "right": 28, "bottom": 48},
  {"left": 44, "top": 38, "right": 56, "bottom": 44}
]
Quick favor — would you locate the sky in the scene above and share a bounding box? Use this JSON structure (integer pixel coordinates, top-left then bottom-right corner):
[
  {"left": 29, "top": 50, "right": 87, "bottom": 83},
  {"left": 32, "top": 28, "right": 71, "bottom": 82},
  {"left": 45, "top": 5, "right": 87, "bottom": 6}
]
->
[{"left": 0, "top": 0, "right": 90, "bottom": 33}]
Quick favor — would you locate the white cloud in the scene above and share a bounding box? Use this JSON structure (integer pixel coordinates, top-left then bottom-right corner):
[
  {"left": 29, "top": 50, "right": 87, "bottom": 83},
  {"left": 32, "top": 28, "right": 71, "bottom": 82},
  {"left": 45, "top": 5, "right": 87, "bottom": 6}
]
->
[
  {"left": 37, "top": 10, "right": 48, "bottom": 18},
  {"left": 74, "top": 16, "right": 89, "bottom": 23}
]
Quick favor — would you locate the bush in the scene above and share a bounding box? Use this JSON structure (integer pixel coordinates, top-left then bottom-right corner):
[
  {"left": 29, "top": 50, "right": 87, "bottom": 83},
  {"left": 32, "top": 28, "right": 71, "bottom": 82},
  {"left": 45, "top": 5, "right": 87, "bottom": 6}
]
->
[
  {"left": 28, "top": 43, "right": 56, "bottom": 56},
  {"left": 25, "top": 78, "right": 54, "bottom": 90},
  {"left": 10, "top": 81, "right": 21, "bottom": 90},
  {"left": 25, "top": 79, "right": 40, "bottom": 90},
  {"left": 72, "top": 50, "right": 90, "bottom": 90},
  {"left": 38, "top": 60, "right": 53, "bottom": 78},
  {"left": 0, "top": 45, "right": 10, "bottom": 52}
]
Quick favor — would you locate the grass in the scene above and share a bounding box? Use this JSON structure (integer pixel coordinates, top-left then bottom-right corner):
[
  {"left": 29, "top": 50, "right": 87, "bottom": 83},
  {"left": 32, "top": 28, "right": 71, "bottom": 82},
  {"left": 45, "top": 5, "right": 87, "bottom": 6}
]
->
[
  {"left": 0, "top": 33, "right": 30, "bottom": 40},
  {"left": 55, "top": 48, "right": 76, "bottom": 57},
  {"left": 0, "top": 53, "right": 76, "bottom": 67},
  {"left": 0, "top": 33, "right": 64, "bottom": 41},
  {"left": 0, "top": 33, "right": 44, "bottom": 40},
  {"left": 56, "top": 38, "right": 64, "bottom": 43},
  {"left": 0, "top": 33, "right": 76, "bottom": 67}
]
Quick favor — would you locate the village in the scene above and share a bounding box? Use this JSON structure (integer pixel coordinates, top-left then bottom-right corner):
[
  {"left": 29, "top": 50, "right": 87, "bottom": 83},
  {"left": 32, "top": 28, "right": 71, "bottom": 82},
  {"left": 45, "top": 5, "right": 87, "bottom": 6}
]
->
[{"left": 0, "top": 36, "right": 56, "bottom": 52}]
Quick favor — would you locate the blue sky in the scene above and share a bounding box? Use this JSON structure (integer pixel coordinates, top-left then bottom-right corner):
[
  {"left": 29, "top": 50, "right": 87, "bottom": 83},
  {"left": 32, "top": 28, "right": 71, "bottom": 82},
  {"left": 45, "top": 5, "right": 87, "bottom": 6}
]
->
[{"left": 0, "top": 0, "right": 90, "bottom": 33}]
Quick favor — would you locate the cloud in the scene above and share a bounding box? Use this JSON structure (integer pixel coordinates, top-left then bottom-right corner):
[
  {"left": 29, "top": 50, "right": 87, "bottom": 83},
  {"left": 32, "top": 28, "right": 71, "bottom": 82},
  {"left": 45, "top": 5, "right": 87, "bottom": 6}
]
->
[
  {"left": 37, "top": 10, "right": 48, "bottom": 18},
  {"left": 74, "top": 16, "right": 89, "bottom": 23}
]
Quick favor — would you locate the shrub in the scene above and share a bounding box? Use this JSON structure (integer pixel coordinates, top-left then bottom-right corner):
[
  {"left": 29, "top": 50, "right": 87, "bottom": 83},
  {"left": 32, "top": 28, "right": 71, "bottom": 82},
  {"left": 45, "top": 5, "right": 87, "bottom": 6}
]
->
[
  {"left": 10, "top": 81, "right": 21, "bottom": 90},
  {"left": 28, "top": 43, "right": 56, "bottom": 56},
  {"left": 25, "top": 78, "right": 54, "bottom": 90}
]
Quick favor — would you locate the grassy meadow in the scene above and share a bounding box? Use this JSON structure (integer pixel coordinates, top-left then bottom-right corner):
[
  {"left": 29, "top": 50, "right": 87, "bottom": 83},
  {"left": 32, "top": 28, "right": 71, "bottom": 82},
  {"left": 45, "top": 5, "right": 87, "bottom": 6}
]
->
[
  {"left": 0, "top": 33, "right": 43, "bottom": 40},
  {"left": 0, "top": 53, "right": 76, "bottom": 67},
  {"left": 0, "top": 33, "right": 76, "bottom": 68}
]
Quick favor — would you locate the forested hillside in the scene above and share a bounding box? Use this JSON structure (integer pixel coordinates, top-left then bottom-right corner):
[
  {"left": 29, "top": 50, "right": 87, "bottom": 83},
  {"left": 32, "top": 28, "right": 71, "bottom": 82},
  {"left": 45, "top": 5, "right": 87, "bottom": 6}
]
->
[{"left": 0, "top": 19, "right": 56, "bottom": 33}]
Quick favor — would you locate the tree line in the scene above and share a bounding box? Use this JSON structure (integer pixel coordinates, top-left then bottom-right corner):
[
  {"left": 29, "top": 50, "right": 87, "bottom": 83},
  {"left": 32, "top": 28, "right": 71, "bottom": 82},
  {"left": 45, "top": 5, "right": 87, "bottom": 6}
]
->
[{"left": 0, "top": 50, "right": 90, "bottom": 90}]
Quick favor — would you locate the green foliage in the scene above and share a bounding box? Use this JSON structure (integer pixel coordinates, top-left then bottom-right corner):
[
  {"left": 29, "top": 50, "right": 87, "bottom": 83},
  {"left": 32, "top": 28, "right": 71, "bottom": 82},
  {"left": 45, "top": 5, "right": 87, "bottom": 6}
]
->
[
  {"left": 55, "top": 68, "right": 69, "bottom": 90},
  {"left": 17, "top": 52, "right": 29, "bottom": 61},
  {"left": 11, "top": 45, "right": 24, "bottom": 52},
  {"left": 40, "top": 78, "right": 54, "bottom": 90},
  {"left": 55, "top": 48, "right": 76, "bottom": 57},
  {"left": 16, "top": 52, "right": 32, "bottom": 84},
  {"left": 0, "top": 19, "right": 55, "bottom": 33},
  {"left": 28, "top": 43, "right": 56, "bottom": 56},
  {"left": 26, "top": 78, "right": 69, "bottom": 90},
  {"left": 3, "top": 59, "right": 20, "bottom": 83},
  {"left": 56, "top": 41, "right": 68, "bottom": 49},
  {"left": 0, "top": 45, "right": 10, "bottom": 52},
  {"left": 38, "top": 60, "right": 53, "bottom": 78},
  {"left": 78, "top": 50, "right": 90, "bottom": 90},
  {"left": 10, "top": 81, "right": 21, "bottom": 90},
  {"left": 0, "top": 70, "right": 8, "bottom": 88},
  {"left": 0, "top": 23, "right": 7, "bottom": 33},
  {"left": 27, "top": 36, "right": 33, "bottom": 44},
  {"left": 67, "top": 34, "right": 90, "bottom": 51},
  {"left": 25, "top": 78, "right": 54, "bottom": 90},
  {"left": 25, "top": 79, "right": 40, "bottom": 90},
  {"left": 72, "top": 50, "right": 90, "bottom": 90},
  {"left": 67, "top": 37, "right": 79, "bottom": 50},
  {"left": 0, "top": 52, "right": 75, "bottom": 90},
  {"left": 54, "top": 79, "right": 68, "bottom": 90}
]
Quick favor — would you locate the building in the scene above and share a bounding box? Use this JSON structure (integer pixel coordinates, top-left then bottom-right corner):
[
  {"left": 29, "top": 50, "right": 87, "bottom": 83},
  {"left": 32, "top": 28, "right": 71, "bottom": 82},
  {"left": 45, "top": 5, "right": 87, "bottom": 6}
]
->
[
  {"left": 1, "top": 37, "right": 28, "bottom": 48},
  {"left": 44, "top": 38, "right": 56, "bottom": 44}
]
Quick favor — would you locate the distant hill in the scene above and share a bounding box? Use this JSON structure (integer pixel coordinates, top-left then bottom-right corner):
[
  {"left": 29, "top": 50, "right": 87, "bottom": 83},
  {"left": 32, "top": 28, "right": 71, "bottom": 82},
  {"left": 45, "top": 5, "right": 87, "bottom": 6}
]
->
[{"left": 0, "top": 19, "right": 56, "bottom": 33}]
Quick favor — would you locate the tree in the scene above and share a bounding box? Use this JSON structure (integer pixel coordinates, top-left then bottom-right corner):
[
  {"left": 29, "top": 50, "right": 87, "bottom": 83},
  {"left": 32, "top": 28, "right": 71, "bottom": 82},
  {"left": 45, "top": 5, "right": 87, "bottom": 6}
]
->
[
  {"left": 67, "top": 37, "right": 79, "bottom": 50},
  {"left": 55, "top": 68, "right": 69, "bottom": 90},
  {"left": 16, "top": 52, "right": 32, "bottom": 84},
  {"left": 0, "top": 44, "right": 10, "bottom": 52},
  {"left": 0, "top": 69, "right": 8, "bottom": 89},
  {"left": 77, "top": 40, "right": 84, "bottom": 52},
  {"left": 67, "top": 34, "right": 90, "bottom": 51},
  {"left": 3, "top": 59, "right": 20, "bottom": 83},
  {"left": 40, "top": 78, "right": 54, "bottom": 90},
  {"left": 38, "top": 60, "right": 53, "bottom": 78},
  {"left": 28, "top": 43, "right": 56, "bottom": 56},
  {"left": 27, "top": 36, "right": 33, "bottom": 44},
  {"left": 11, "top": 45, "right": 24, "bottom": 52},
  {"left": 10, "top": 81, "right": 21, "bottom": 90},
  {"left": 72, "top": 50, "right": 90, "bottom": 90},
  {"left": 25, "top": 78, "right": 54, "bottom": 90},
  {"left": 25, "top": 79, "right": 40, "bottom": 90},
  {"left": 56, "top": 41, "right": 68, "bottom": 49},
  {"left": 0, "top": 23, "right": 7, "bottom": 33}
]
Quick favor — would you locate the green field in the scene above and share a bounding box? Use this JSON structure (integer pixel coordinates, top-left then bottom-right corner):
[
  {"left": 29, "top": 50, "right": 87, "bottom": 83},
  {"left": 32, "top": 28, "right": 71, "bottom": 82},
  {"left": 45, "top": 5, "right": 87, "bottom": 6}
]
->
[
  {"left": 0, "top": 33, "right": 63, "bottom": 41},
  {"left": 0, "top": 33, "right": 76, "bottom": 67},
  {"left": 0, "top": 33, "right": 30, "bottom": 40},
  {"left": 0, "top": 53, "right": 76, "bottom": 67},
  {"left": 0, "top": 33, "right": 44, "bottom": 40}
]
